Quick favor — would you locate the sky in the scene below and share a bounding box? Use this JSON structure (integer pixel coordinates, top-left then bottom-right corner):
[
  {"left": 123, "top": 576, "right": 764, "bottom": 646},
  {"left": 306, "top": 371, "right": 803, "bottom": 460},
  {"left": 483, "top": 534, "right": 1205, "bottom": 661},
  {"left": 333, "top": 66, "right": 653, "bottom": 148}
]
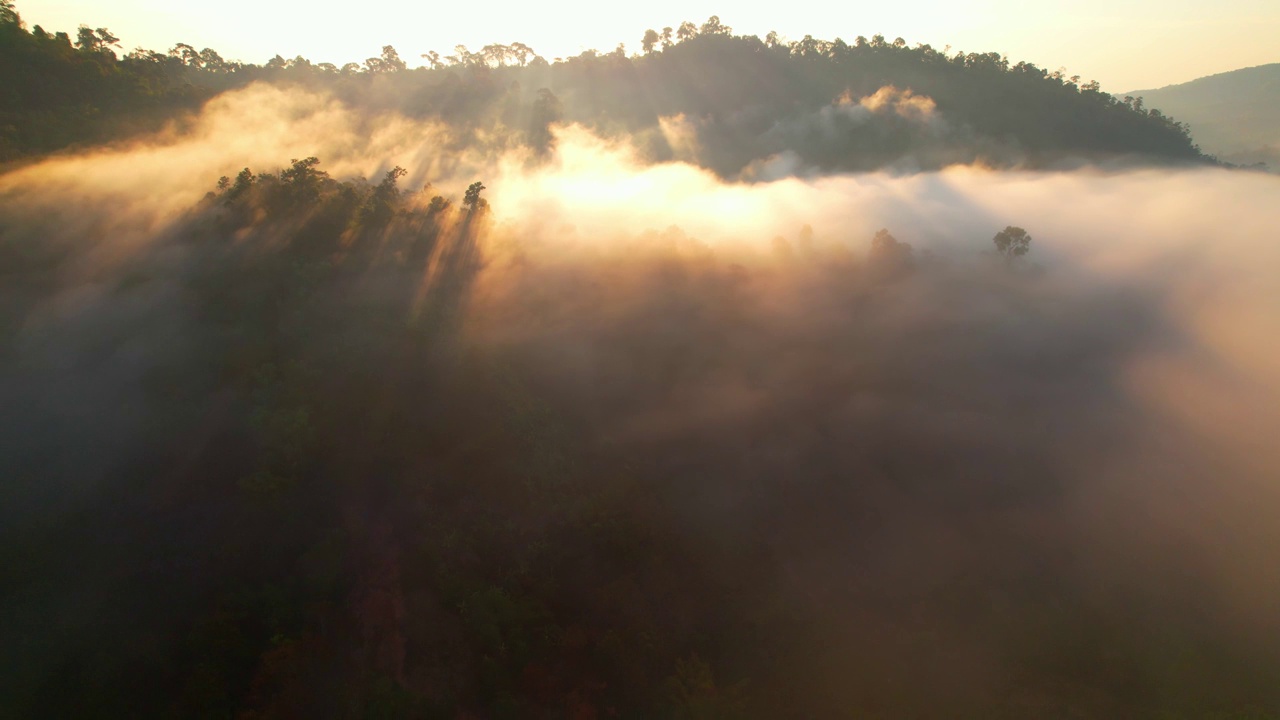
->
[{"left": 14, "top": 0, "right": 1280, "bottom": 92}]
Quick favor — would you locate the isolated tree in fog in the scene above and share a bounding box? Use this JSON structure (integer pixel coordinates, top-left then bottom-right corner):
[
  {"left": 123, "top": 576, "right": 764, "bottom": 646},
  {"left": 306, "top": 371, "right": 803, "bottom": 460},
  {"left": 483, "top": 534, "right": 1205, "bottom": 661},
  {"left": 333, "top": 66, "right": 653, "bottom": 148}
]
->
[
  {"left": 992, "top": 226, "right": 1032, "bottom": 264},
  {"left": 463, "top": 181, "right": 487, "bottom": 214},
  {"left": 870, "top": 228, "right": 901, "bottom": 254},
  {"left": 528, "top": 88, "right": 563, "bottom": 155},
  {"left": 869, "top": 228, "right": 915, "bottom": 272}
]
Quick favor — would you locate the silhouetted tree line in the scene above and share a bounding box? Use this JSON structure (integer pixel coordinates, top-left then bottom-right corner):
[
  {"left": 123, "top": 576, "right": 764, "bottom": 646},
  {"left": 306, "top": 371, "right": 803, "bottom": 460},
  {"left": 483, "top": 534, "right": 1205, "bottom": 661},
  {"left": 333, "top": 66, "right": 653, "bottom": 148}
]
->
[
  {"left": 2, "top": 4, "right": 1205, "bottom": 169},
  {"left": 0, "top": 2, "right": 222, "bottom": 160}
]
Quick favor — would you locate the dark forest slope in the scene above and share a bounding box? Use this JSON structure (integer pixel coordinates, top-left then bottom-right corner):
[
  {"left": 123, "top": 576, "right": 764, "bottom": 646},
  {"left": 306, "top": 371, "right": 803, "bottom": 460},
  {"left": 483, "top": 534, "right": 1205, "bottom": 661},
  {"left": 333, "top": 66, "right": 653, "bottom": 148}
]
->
[
  {"left": 4, "top": 158, "right": 1279, "bottom": 719},
  {"left": 1, "top": 4, "right": 1204, "bottom": 172}
]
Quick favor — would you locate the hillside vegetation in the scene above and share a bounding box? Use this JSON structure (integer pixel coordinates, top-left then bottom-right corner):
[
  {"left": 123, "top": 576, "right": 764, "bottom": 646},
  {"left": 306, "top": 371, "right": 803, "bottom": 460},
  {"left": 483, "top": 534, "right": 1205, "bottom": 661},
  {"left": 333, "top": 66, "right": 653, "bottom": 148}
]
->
[
  {"left": 1129, "top": 63, "right": 1280, "bottom": 169},
  {"left": 1, "top": 4, "right": 1204, "bottom": 172},
  {"left": 5, "top": 156, "right": 1278, "bottom": 718}
]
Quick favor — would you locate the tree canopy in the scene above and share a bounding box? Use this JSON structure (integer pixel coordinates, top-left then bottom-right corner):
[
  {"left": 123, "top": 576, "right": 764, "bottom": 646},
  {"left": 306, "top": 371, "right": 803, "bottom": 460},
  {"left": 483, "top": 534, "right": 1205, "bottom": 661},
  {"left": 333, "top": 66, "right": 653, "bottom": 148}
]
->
[
  {"left": 993, "top": 225, "right": 1032, "bottom": 263},
  {"left": 0, "top": 5, "right": 1207, "bottom": 169}
]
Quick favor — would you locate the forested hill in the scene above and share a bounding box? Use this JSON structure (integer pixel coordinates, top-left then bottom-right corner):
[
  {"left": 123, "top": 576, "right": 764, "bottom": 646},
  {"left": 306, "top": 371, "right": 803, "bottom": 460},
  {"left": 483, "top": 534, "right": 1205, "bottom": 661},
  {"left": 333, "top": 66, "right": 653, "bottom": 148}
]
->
[
  {"left": 1127, "top": 63, "right": 1280, "bottom": 169},
  {"left": 1, "top": 4, "right": 1204, "bottom": 173}
]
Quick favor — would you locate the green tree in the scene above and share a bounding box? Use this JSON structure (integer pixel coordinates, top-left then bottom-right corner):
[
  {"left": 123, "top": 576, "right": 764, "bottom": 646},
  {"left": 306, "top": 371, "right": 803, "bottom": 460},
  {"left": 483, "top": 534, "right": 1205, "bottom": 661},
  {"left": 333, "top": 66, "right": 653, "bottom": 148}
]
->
[
  {"left": 75, "top": 25, "right": 119, "bottom": 54},
  {"left": 199, "top": 47, "right": 226, "bottom": 71},
  {"left": 463, "top": 181, "right": 487, "bottom": 214},
  {"left": 169, "top": 42, "right": 199, "bottom": 66},
  {"left": 992, "top": 225, "right": 1032, "bottom": 263},
  {"left": 279, "top": 156, "right": 328, "bottom": 204},
  {"left": 1, "top": 0, "right": 20, "bottom": 26},
  {"left": 360, "top": 165, "right": 407, "bottom": 225}
]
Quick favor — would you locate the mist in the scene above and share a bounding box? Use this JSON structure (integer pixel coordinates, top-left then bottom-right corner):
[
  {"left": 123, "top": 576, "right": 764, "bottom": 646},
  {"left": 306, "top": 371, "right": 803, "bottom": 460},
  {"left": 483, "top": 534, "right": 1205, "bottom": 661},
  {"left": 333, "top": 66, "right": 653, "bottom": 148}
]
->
[{"left": 2, "top": 82, "right": 1279, "bottom": 717}]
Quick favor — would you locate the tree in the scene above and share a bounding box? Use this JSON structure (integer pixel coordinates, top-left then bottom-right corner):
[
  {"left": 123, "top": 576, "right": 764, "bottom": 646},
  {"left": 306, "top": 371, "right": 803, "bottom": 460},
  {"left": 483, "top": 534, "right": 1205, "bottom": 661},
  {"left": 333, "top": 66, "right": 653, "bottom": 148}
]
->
[
  {"left": 75, "top": 25, "right": 119, "bottom": 54},
  {"left": 199, "top": 48, "right": 226, "bottom": 72},
  {"left": 869, "top": 228, "right": 915, "bottom": 272},
  {"left": 676, "top": 21, "right": 698, "bottom": 42},
  {"left": 992, "top": 226, "right": 1031, "bottom": 264},
  {"left": 793, "top": 35, "right": 821, "bottom": 57},
  {"left": 280, "top": 157, "right": 328, "bottom": 203},
  {"left": 74, "top": 25, "right": 96, "bottom": 50},
  {"left": 462, "top": 181, "right": 487, "bottom": 214},
  {"left": 96, "top": 27, "right": 120, "bottom": 50},
  {"left": 508, "top": 42, "right": 534, "bottom": 66},
  {"left": 447, "top": 44, "right": 481, "bottom": 68},
  {"left": 383, "top": 45, "right": 406, "bottom": 71},
  {"left": 699, "top": 15, "right": 731, "bottom": 36},
  {"left": 225, "top": 167, "right": 255, "bottom": 202},
  {"left": 373, "top": 165, "right": 404, "bottom": 198},
  {"left": 365, "top": 45, "right": 405, "bottom": 73},
  {"left": 359, "top": 166, "right": 407, "bottom": 225},
  {"left": 528, "top": 88, "right": 562, "bottom": 155},
  {"left": 481, "top": 43, "right": 510, "bottom": 67},
  {"left": 642, "top": 29, "right": 659, "bottom": 55},
  {"left": 170, "top": 42, "right": 200, "bottom": 66},
  {"left": 661, "top": 27, "right": 674, "bottom": 49},
  {"left": 1, "top": 0, "right": 20, "bottom": 26}
]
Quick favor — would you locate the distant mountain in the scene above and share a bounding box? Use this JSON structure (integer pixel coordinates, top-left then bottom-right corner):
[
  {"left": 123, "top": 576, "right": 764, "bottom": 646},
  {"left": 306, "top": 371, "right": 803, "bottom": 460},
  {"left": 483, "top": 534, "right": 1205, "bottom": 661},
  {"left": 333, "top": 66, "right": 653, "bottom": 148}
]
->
[{"left": 1129, "top": 63, "right": 1280, "bottom": 168}]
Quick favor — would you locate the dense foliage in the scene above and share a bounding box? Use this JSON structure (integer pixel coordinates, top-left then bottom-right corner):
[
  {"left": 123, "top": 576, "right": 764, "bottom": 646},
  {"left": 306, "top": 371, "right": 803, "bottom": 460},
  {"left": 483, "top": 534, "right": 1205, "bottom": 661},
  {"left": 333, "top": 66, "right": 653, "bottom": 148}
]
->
[{"left": 1, "top": 4, "right": 1203, "bottom": 169}]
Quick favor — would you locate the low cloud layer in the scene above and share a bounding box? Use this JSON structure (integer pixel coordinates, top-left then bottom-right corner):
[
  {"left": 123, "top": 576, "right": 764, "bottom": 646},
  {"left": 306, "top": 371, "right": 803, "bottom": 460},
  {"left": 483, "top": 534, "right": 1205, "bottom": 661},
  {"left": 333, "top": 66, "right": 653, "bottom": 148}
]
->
[{"left": 2, "top": 83, "right": 1279, "bottom": 715}]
